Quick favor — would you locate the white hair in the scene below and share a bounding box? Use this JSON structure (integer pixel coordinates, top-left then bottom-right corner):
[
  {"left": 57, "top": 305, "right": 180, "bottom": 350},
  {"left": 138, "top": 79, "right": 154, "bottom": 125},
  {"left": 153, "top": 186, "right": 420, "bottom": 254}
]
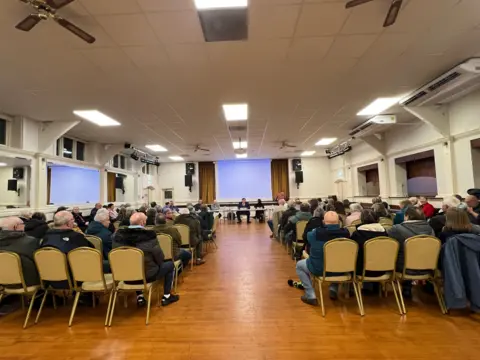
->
[
  {"left": 53, "top": 211, "right": 73, "bottom": 227},
  {"left": 179, "top": 208, "right": 190, "bottom": 215},
  {"left": 19, "top": 210, "right": 32, "bottom": 218},
  {"left": 278, "top": 199, "right": 286, "bottom": 206},
  {"left": 443, "top": 196, "right": 460, "bottom": 209},
  {"left": 409, "top": 197, "right": 418, "bottom": 205},
  {"left": 350, "top": 203, "right": 363, "bottom": 213},
  {"left": 0, "top": 217, "right": 23, "bottom": 230},
  {"left": 287, "top": 199, "right": 295, "bottom": 208},
  {"left": 94, "top": 208, "right": 110, "bottom": 222}
]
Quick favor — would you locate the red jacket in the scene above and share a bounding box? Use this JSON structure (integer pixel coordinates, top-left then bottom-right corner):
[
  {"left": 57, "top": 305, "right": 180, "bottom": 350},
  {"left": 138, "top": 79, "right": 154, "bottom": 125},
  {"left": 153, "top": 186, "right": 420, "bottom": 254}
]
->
[{"left": 421, "top": 202, "right": 435, "bottom": 218}]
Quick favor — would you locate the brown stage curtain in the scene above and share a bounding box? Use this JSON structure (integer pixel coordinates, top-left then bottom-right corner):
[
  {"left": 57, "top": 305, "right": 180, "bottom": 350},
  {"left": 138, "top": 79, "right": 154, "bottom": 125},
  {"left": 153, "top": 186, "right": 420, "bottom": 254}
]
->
[
  {"left": 47, "top": 167, "right": 51, "bottom": 204},
  {"left": 271, "top": 159, "right": 289, "bottom": 200},
  {"left": 199, "top": 162, "right": 216, "bottom": 204},
  {"left": 107, "top": 172, "right": 116, "bottom": 202}
]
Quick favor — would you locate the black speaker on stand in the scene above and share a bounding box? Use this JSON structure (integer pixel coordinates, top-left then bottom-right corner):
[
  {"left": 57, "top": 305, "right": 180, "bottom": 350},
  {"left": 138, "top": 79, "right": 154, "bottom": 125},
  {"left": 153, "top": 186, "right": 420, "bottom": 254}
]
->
[
  {"left": 185, "top": 174, "right": 193, "bottom": 192},
  {"left": 8, "top": 179, "right": 19, "bottom": 196}
]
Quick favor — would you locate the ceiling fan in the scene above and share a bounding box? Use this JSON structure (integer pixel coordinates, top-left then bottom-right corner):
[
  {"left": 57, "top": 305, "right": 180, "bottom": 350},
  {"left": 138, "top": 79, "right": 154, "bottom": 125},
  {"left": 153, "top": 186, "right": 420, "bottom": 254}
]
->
[
  {"left": 193, "top": 145, "right": 210, "bottom": 153},
  {"left": 279, "top": 141, "right": 296, "bottom": 150},
  {"left": 345, "top": 0, "right": 403, "bottom": 27},
  {"left": 15, "top": 0, "right": 96, "bottom": 44}
]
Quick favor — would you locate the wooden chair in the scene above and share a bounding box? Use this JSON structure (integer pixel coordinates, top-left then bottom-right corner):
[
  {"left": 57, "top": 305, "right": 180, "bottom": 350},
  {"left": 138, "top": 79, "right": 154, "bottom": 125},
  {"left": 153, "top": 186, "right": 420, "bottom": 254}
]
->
[
  {"left": 0, "top": 251, "right": 40, "bottom": 328},
  {"left": 85, "top": 235, "right": 103, "bottom": 253},
  {"left": 157, "top": 234, "right": 183, "bottom": 292},
  {"left": 356, "top": 237, "right": 403, "bottom": 315},
  {"left": 291, "top": 220, "right": 308, "bottom": 258},
  {"left": 312, "top": 239, "right": 364, "bottom": 317},
  {"left": 174, "top": 224, "right": 195, "bottom": 270},
  {"left": 67, "top": 247, "right": 114, "bottom": 327},
  {"left": 33, "top": 247, "right": 73, "bottom": 324},
  {"left": 396, "top": 235, "right": 446, "bottom": 314},
  {"left": 108, "top": 247, "right": 158, "bottom": 326}
]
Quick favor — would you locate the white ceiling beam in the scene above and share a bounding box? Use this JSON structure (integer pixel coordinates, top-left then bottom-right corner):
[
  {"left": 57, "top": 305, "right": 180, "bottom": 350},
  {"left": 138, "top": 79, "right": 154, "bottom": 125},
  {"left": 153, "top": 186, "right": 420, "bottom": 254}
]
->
[
  {"left": 98, "top": 144, "right": 125, "bottom": 166},
  {"left": 38, "top": 121, "right": 80, "bottom": 154},
  {"left": 361, "top": 134, "right": 386, "bottom": 156},
  {"left": 403, "top": 105, "right": 450, "bottom": 138}
]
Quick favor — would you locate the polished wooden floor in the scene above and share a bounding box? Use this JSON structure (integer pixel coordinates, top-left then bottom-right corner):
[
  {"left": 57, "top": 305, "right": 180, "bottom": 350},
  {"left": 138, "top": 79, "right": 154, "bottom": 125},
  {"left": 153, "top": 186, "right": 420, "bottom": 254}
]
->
[{"left": 1, "top": 222, "right": 480, "bottom": 359}]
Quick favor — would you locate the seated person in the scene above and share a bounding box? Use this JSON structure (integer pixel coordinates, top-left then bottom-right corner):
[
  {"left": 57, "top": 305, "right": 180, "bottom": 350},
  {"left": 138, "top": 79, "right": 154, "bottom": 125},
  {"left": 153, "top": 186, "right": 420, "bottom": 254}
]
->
[
  {"left": 197, "top": 205, "right": 213, "bottom": 240},
  {"left": 146, "top": 208, "right": 156, "bottom": 226},
  {"left": 333, "top": 201, "right": 347, "bottom": 226},
  {"left": 210, "top": 199, "right": 220, "bottom": 212},
  {"left": 90, "top": 203, "right": 102, "bottom": 219},
  {"left": 194, "top": 199, "right": 203, "bottom": 212},
  {"left": 284, "top": 203, "right": 312, "bottom": 248},
  {"left": 439, "top": 208, "right": 480, "bottom": 244},
  {"left": 302, "top": 206, "right": 325, "bottom": 243},
  {"left": 154, "top": 213, "right": 191, "bottom": 267},
  {"left": 345, "top": 203, "right": 363, "bottom": 226},
  {"left": 163, "top": 208, "right": 175, "bottom": 225},
  {"left": 394, "top": 200, "right": 412, "bottom": 225},
  {"left": 295, "top": 211, "right": 350, "bottom": 305},
  {"left": 19, "top": 210, "right": 32, "bottom": 223},
  {"left": 466, "top": 195, "right": 480, "bottom": 224},
  {"left": 169, "top": 201, "right": 179, "bottom": 213},
  {"left": 25, "top": 212, "right": 49, "bottom": 240},
  {"left": 86, "top": 209, "right": 113, "bottom": 260},
  {"left": 107, "top": 203, "right": 118, "bottom": 221},
  {"left": 174, "top": 208, "right": 206, "bottom": 265},
  {"left": 114, "top": 213, "right": 179, "bottom": 307},
  {"left": 280, "top": 200, "right": 298, "bottom": 231},
  {"left": 236, "top": 198, "right": 251, "bottom": 224},
  {"left": 254, "top": 199, "right": 266, "bottom": 222},
  {"left": 418, "top": 196, "right": 435, "bottom": 218},
  {"left": 0, "top": 217, "right": 40, "bottom": 287},
  {"left": 267, "top": 199, "right": 286, "bottom": 235},
  {"left": 372, "top": 203, "right": 389, "bottom": 222},
  {"left": 72, "top": 206, "right": 88, "bottom": 230},
  {"left": 430, "top": 196, "right": 461, "bottom": 237}
]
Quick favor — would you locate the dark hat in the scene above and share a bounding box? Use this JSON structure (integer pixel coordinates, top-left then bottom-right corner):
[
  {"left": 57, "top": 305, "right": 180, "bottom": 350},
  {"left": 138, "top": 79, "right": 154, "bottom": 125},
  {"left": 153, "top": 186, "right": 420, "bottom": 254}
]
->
[
  {"left": 467, "top": 189, "right": 480, "bottom": 199},
  {"left": 55, "top": 206, "right": 69, "bottom": 213}
]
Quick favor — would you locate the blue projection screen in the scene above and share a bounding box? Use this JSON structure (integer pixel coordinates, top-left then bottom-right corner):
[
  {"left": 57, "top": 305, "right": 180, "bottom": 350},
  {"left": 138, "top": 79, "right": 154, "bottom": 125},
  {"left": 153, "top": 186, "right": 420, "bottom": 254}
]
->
[
  {"left": 217, "top": 159, "right": 272, "bottom": 201},
  {"left": 49, "top": 166, "right": 100, "bottom": 205}
]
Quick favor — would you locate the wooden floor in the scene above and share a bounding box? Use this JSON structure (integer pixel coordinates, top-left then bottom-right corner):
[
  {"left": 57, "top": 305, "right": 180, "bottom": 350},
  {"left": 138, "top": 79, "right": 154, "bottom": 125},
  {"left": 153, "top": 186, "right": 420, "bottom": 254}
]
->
[{"left": 1, "top": 222, "right": 480, "bottom": 359}]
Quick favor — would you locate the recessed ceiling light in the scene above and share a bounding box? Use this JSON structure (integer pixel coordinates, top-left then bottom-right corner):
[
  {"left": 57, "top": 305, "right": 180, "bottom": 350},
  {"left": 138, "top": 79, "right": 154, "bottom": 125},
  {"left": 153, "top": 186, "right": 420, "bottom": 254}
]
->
[
  {"left": 233, "top": 141, "right": 248, "bottom": 149},
  {"left": 0, "top": 162, "right": 7, "bottom": 167},
  {"left": 301, "top": 151, "right": 315, "bottom": 156},
  {"left": 169, "top": 156, "right": 184, "bottom": 161},
  {"left": 223, "top": 104, "right": 248, "bottom": 121},
  {"left": 356, "top": 97, "right": 401, "bottom": 116},
  {"left": 73, "top": 110, "right": 121, "bottom": 126},
  {"left": 194, "top": 0, "right": 248, "bottom": 10},
  {"left": 315, "top": 138, "right": 337, "bottom": 146},
  {"left": 146, "top": 145, "right": 167, "bottom": 152},
  {"left": 236, "top": 153, "right": 247, "bottom": 159}
]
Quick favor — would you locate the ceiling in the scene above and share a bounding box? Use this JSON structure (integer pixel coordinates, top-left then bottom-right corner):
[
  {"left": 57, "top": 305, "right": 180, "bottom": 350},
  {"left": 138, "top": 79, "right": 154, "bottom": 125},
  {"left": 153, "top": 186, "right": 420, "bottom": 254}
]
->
[{"left": 1, "top": 0, "right": 480, "bottom": 161}]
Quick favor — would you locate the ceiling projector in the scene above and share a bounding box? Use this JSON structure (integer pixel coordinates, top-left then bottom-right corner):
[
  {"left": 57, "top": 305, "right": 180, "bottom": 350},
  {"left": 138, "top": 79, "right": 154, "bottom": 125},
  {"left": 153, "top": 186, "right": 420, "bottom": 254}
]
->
[{"left": 234, "top": 148, "right": 247, "bottom": 155}]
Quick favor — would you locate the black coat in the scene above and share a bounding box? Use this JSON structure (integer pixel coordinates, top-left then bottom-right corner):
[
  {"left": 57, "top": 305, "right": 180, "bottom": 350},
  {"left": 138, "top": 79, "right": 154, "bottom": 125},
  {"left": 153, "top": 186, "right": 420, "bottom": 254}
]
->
[
  {"left": 280, "top": 207, "right": 297, "bottom": 230},
  {"left": 24, "top": 219, "right": 49, "bottom": 240},
  {"left": 41, "top": 229, "right": 93, "bottom": 254},
  {"left": 302, "top": 217, "right": 324, "bottom": 242}
]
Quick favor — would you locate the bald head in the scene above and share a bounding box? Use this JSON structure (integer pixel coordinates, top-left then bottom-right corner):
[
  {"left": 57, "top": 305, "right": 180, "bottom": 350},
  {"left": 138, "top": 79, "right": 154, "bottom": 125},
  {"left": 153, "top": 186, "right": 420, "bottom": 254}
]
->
[
  {"left": 278, "top": 199, "right": 286, "bottom": 206},
  {"left": 130, "top": 212, "right": 147, "bottom": 226},
  {"left": 324, "top": 211, "right": 339, "bottom": 225},
  {"left": 0, "top": 216, "right": 25, "bottom": 231},
  {"left": 54, "top": 211, "right": 74, "bottom": 229},
  {"left": 466, "top": 195, "right": 479, "bottom": 208}
]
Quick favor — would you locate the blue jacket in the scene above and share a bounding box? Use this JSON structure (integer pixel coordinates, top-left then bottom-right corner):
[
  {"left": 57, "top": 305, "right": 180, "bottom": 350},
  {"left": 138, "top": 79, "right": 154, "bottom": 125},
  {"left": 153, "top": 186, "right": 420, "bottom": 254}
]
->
[
  {"left": 443, "top": 233, "right": 480, "bottom": 312},
  {"left": 238, "top": 202, "right": 250, "bottom": 209},
  {"left": 306, "top": 225, "right": 350, "bottom": 276},
  {"left": 86, "top": 221, "right": 112, "bottom": 260}
]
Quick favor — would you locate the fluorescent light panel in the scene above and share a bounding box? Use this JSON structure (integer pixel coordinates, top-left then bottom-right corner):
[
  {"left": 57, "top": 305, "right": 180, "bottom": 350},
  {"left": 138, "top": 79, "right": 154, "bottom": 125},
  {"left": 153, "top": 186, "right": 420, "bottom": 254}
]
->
[
  {"left": 301, "top": 151, "right": 315, "bottom": 156},
  {"left": 194, "top": 0, "right": 247, "bottom": 10},
  {"left": 233, "top": 141, "right": 247, "bottom": 149},
  {"left": 146, "top": 144, "right": 167, "bottom": 152},
  {"left": 236, "top": 153, "right": 247, "bottom": 159},
  {"left": 73, "top": 110, "right": 121, "bottom": 126},
  {"left": 315, "top": 138, "right": 337, "bottom": 146},
  {"left": 0, "top": 162, "right": 7, "bottom": 167},
  {"left": 223, "top": 103, "right": 248, "bottom": 121},
  {"left": 169, "top": 156, "right": 184, "bottom": 161},
  {"left": 356, "top": 97, "right": 401, "bottom": 116}
]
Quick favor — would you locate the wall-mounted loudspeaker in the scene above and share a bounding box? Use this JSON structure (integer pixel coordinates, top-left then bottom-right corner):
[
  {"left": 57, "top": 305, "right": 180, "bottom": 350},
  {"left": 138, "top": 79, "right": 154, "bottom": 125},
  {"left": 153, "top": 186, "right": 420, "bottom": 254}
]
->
[
  {"left": 295, "top": 171, "right": 304, "bottom": 184},
  {"left": 186, "top": 163, "right": 195, "bottom": 175},
  {"left": 8, "top": 179, "right": 17, "bottom": 191},
  {"left": 13, "top": 167, "right": 24, "bottom": 180},
  {"left": 292, "top": 158, "right": 302, "bottom": 171},
  {"left": 185, "top": 174, "right": 193, "bottom": 187},
  {"left": 115, "top": 176, "right": 124, "bottom": 189}
]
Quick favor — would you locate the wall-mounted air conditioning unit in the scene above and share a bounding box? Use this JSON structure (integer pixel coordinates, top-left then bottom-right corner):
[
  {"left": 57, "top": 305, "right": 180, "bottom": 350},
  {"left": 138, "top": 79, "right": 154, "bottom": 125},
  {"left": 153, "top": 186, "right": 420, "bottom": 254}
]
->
[{"left": 400, "top": 58, "right": 480, "bottom": 107}]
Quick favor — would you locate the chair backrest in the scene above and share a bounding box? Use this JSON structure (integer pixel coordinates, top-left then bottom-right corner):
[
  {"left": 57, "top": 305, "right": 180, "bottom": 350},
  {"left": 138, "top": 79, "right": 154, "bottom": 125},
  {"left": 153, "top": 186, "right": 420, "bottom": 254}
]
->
[
  {"left": 174, "top": 224, "right": 190, "bottom": 246},
  {"left": 272, "top": 210, "right": 284, "bottom": 237},
  {"left": 351, "top": 219, "right": 362, "bottom": 226},
  {"left": 113, "top": 221, "right": 120, "bottom": 230},
  {"left": 379, "top": 217, "right": 393, "bottom": 226},
  {"left": 403, "top": 235, "right": 441, "bottom": 272},
  {"left": 144, "top": 225, "right": 155, "bottom": 230},
  {"left": 85, "top": 235, "right": 103, "bottom": 253},
  {"left": 68, "top": 247, "right": 105, "bottom": 286},
  {"left": 296, "top": 220, "right": 308, "bottom": 241},
  {"left": 157, "top": 234, "right": 173, "bottom": 260},
  {"left": 382, "top": 224, "right": 392, "bottom": 231},
  {"left": 345, "top": 226, "right": 356, "bottom": 236},
  {"left": 323, "top": 239, "right": 358, "bottom": 275},
  {"left": 109, "top": 247, "right": 146, "bottom": 283},
  {"left": 34, "top": 247, "right": 71, "bottom": 288},
  {"left": 362, "top": 237, "right": 399, "bottom": 276},
  {"left": 0, "top": 251, "right": 26, "bottom": 288},
  {"left": 212, "top": 215, "right": 219, "bottom": 234}
]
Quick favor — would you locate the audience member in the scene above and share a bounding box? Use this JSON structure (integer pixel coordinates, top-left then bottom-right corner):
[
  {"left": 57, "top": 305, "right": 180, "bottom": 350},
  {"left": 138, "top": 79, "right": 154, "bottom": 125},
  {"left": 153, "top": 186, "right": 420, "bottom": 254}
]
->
[
  {"left": 309, "top": 199, "right": 319, "bottom": 214},
  {"left": 394, "top": 200, "right": 412, "bottom": 225},
  {"left": 333, "top": 201, "right": 346, "bottom": 226},
  {"left": 194, "top": 199, "right": 203, "bottom": 212},
  {"left": 372, "top": 197, "right": 382, "bottom": 204},
  {"left": 409, "top": 197, "right": 419, "bottom": 206},
  {"left": 0, "top": 217, "right": 40, "bottom": 287},
  {"left": 345, "top": 203, "right": 363, "bottom": 226},
  {"left": 294, "top": 198, "right": 302, "bottom": 210},
  {"left": 137, "top": 205, "right": 147, "bottom": 215},
  {"left": 154, "top": 213, "right": 191, "bottom": 267},
  {"left": 439, "top": 208, "right": 480, "bottom": 244},
  {"left": 146, "top": 208, "right": 156, "bottom": 226},
  {"left": 197, "top": 205, "right": 211, "bottom": 233},
  {"left": 267, "top": 199, "right": 287, "bottom": 236},
  {"left": 276, "top": 191, "right": 286, "bottom": 201},
  {"left": 302, "top": 206, "right": 324, "bottom": 243},
  {"left": 174, "top": 208, "right": 206, "bottom": 265},
  {"left": 72, "top": 206, "right": 88, "bottom": 230},
  {"left": 280, "top": 200, "right": 298, "bottom": 231},
  {"left": 163, "top": 208, "right": 175, "bottom": 225},
  {"left": 343, "top": 199, "right": 351, "bottom": 210},
  {"left": 211, "top": 200, "right": 220, "bottom": 212},
  {"left": 418, "top": 196, "right": 435, "bottom": 218},
  {"left": 169, "top": 201, "right": 179, "bottom": 213},
  {"left": 107, "top": 203, "right": 118, "bottom": 221},
  {"left": 90, "top": 203, "right": 102, "bottom": 219},
  {"left": 236, "top": 198, "right": 251, "bottom": 224},
  {"left": 24, "top": 212, "right": 49, "bottom": 240},
  {"left": 295, "top": 211, "right": 350, "bottom": 305},
  {"left": 466, "top": 195, "right": 480, "bottom": 224},
  {"left": 114, "top": 213, "right": 179, "bottom": 307},
  {"left": 284, "top": 203, "right": 312, "bottom": 248},
  {"left": 372, "top": 202, "right": 388, "bottom": 220},
  {"left": 116, "top": 207, "right": 128, "bottom": 225},
  {"left": 86, "top": 209, "right": 113, "bottom": 260},
  {"left": 429, "top": 196, "right": 461, "bottom": 237},
  {"left": 19, "top": 210, "right": 32, "bottom": 223},
  {"left": 254, "top": 199, "right": 265, "bottom": 222}
]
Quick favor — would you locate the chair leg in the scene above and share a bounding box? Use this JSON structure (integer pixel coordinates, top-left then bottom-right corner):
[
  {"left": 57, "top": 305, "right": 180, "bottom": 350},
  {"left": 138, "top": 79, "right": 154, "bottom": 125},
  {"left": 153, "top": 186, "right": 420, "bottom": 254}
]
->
[
  {"left": 21, "top": 295, "right": 25, "bottom": 310},
  {"left": 432, "top": 281, "right": 447, "bottom": 315},
  {"left": 356, "top": 282, "right": 365, "bottom": 313},
  {"left": 391, "top": 281, "right": 404, "bottom": 315},
  {"left": 191, "top": 248, "right": 195, "bottom": 270},
  {"left": 92, "top": 293, "right": 96, "bottom": 309},
  {"left": 52, "top": 292, "right": 57, "bottom": 310},
  {"left": 353, "top": 282, "right": 364, "bottom": 316},
  {"left": 0, "top": 293, "right": 4, "bottom": 305},
  {"left": 174, "top": 267, "right": 179, "bottom": 292},
  {"left": 68, "top": 292, "right": 81, "bottom": 327},
  {"left": 105, "top": 291, "right": 113, "bottom": 326},
  {"left": 396, "top": 280, "right": 406, "bottom": 314},
  {"left": 146, "top": 287, "right": 153, "bottom": 325},
  {"left": 318, "top": 280, "right": 325, "bottom": 317},
  {"left": 108, "top": 291, "right": 118, "bottom": 327},
  {"left": 35, "top": 290, "right": 49, "bottom": 324},
  {"left": 23, "top": 290, "right": 38, "bottom": 329}
]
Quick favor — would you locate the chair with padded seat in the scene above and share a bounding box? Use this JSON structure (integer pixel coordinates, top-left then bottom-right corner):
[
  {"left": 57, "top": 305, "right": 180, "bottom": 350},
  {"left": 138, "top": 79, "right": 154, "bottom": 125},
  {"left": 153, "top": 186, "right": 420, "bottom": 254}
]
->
[
  {"left": 345, "top": 225, "right": 356, "bottom": 236},
  {"left": 85, "top": 235, "right": 103, "bottom": 253},
  {"left": 174, "top": 224, "right": 195, "bottom": 270},
  {"left": 0, "top": 251, "right": 41, "bottom": 329},
  {"left": 351, "top": 219, "right": 362, "bottom": 226},
  {"left": 157, "top": 234, "right": 183, "bottom": 292},
  {"left": 67, "top": 247, "right": 114, "bottom": 327},
  {"left": 291, "top": 220, "right": 308, "bottom": 259},
  {"left": 379, "top": 217, "right": 393, "bottom": 226},
  {"left": 108, "top": 247, "right": 159, "bottom": 326}
]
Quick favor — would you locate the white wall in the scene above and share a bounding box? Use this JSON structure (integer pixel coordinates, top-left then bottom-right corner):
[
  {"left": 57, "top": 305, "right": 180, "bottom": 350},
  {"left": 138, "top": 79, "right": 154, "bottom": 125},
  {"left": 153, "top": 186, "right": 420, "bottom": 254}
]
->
[
  {"left": 0, "top": 166, "right": 28, "bottom": 206},
  {"left": 157, "top": 162, "right": 199, "bottom": 204},
  {"left": 289, "top": 157, "right": 333, "bottom": 200}
]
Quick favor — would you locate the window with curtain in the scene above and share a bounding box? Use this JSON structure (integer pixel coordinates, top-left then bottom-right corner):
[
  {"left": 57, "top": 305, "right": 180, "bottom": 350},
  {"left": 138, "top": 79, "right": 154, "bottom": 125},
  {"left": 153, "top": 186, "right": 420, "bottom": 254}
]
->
[
  {"left": 198, "top": 162, "right": 216, "bottom": 204},
  {"left": 271, "top": 159, "right": 289, "bottom": 200}
]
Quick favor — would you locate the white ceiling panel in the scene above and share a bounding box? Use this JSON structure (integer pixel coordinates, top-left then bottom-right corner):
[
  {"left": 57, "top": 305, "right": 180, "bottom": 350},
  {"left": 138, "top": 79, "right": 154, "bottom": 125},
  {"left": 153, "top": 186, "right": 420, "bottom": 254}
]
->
[
  {"left": 287, "top": 36, "right": 334, "bottom": 61},
  {"left": 146, "top": 11, "right": 203, "bottom": 44},
  {"left": 95, "top": 14, "right": 159, "bottom": 46},
  {"left": 295, "top": 2, "right": 350, "bottom": 37},
  {"left": 123, "top": 45, "right": 170, "bottom": 68},
  {"left": 249, "top": 5, "right": 300, "bottom": 39},
  {"left": 80, "top": 0, "right": 142, "bottom": 15},
  {"left": 327, "top": 34, "right": 378, "bottom": 59}
]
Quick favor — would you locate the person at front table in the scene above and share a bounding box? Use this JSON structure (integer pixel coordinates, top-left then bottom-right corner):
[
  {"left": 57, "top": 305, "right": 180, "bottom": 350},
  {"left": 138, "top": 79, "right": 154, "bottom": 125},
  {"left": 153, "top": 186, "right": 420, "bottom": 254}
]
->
[
  {"left": 254, "top": 199, "right": 265, "bottom": 222},
  {"left": 237, "top": 198, "right": 251, "bottom": 224},
  {"left": 194, "top": 199, "right": 203, "bottom": 212}
]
